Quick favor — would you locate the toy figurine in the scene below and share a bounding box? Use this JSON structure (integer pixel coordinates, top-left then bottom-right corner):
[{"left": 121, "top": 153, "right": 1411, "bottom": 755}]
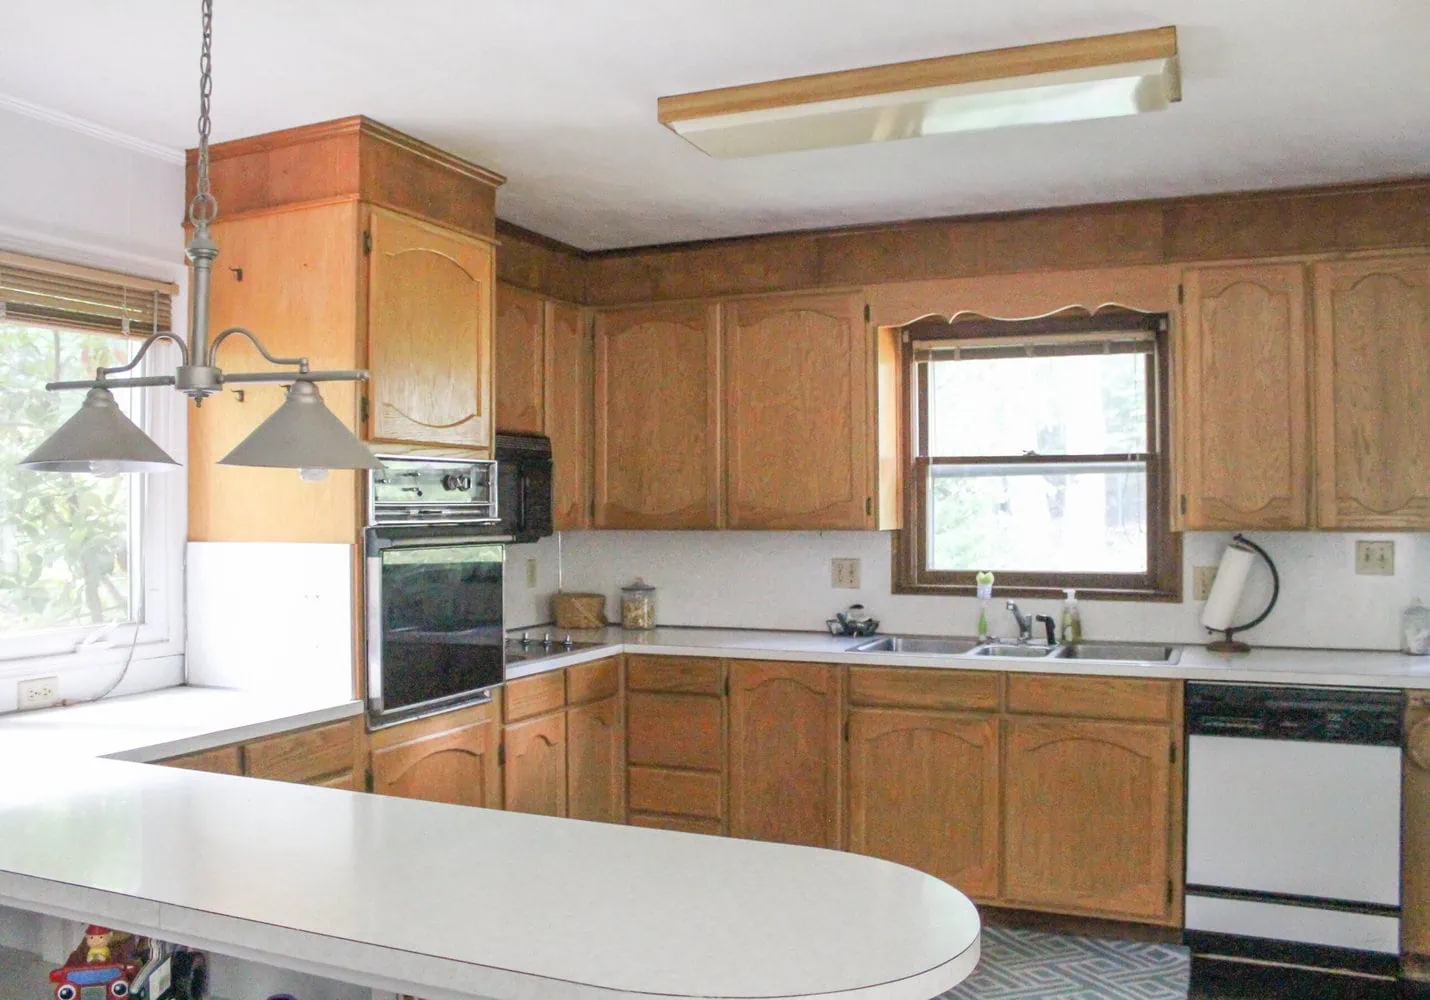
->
[{"left": 85, "top": 926, "right": 114, "bottom": 964}]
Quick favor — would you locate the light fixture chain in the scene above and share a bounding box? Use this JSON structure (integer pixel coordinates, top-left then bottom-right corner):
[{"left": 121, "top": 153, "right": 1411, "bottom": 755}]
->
[{"left": 189, "top": 0, "right": 218, "bottom": 227}]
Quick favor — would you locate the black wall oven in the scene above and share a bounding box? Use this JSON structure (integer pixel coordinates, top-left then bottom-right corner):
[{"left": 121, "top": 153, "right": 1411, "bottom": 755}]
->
[{"left": 365, "top": 456, "right": 508, "bottom": 727}]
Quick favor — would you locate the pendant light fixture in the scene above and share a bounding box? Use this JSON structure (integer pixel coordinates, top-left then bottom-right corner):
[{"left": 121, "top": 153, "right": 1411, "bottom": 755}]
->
[{"left": 19, "top": 0, "right": 380, "bottom": 478}]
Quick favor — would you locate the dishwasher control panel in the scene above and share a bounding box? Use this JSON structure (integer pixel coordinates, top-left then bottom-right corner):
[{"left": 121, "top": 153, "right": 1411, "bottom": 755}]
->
[{"left": 1186, "top": 683, "right": 1403, "bottom": 746}]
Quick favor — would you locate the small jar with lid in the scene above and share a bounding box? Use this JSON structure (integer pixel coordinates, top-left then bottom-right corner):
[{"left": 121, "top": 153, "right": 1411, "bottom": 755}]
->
[
  {"left": 1404, "top": 599, "right": 1430, "bottom": 656},
  {"left": 621, "top": 579, "right": 656, "bottom": 630}
]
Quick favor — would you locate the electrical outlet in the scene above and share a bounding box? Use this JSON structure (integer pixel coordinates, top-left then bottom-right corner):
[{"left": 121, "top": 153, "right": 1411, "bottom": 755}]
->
[
  {"left": 525, "top": 558, "right": 538, "bottom": 589},
  {"left": 17, "top": 676, "right": 60, "bottom": 711},
  {"left": 1193, "top": 565, "right": 1219, "bottom": 601},
  {"left": 831, "top": 557, "right": 861, "bottom": 589},
  {"left": 1356, "top": 540, "right": 1396, "bottom": 576}
]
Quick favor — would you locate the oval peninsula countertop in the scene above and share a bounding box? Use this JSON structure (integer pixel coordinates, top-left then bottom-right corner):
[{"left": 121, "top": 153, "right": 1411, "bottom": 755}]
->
[{"left": 0, "top": 758, "right": 980, "bottom": 1000}]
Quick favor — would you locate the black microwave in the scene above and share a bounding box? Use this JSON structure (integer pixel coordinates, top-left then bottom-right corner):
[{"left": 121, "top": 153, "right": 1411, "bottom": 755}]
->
[{"left": 495, "top": 432, "right": 553, "bottom": 543}]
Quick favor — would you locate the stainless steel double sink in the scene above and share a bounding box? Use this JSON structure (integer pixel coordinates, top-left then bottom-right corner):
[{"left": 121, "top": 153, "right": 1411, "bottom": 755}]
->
[{"left": 848, "top": 635, "right": 1180, "bottom": 664}]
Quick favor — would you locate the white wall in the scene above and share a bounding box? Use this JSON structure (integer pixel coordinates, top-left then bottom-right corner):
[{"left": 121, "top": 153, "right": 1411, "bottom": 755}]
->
[
  {"left": 504, "top": 533, "right": 562, "bottom": 629},
  {"left": 559, "top": 530, "right": 1430, "bottom": 652}
]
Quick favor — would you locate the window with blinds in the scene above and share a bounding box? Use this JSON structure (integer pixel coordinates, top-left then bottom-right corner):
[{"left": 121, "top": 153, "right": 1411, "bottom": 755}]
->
[
  {"left": 897, "top": 310, "right": 1180, "bottom": 601},
  {"left": 1, "top": 251, "right": 179, "bottom": 644}
]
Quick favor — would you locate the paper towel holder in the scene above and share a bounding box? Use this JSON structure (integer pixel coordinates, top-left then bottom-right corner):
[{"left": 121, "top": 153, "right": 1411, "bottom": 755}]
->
[{"left": 1206, "top": 533, "right": 1281, "bottom": 654}]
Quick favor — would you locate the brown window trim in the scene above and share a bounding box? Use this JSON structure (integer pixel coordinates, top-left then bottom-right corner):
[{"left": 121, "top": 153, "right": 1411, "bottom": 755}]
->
[{"left": 893, "top": 310, "right": 1182, "bottom": 603}]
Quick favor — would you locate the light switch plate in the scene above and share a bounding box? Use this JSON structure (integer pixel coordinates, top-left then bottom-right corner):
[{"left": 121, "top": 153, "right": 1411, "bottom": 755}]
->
[
  {"left": 831, "top": 558, "right": 861, "bottom": 589},
  {"left": 1355, "top": 540, "right": 1395, "bottom": 576},
  {"left": 1193, "top": 566, "right": 1219, "bottom": 601}
]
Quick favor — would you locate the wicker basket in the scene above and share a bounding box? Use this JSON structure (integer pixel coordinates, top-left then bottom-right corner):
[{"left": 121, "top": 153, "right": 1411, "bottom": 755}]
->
[{"left": 553, "top": 592, "right": 608, "bottom": 630}]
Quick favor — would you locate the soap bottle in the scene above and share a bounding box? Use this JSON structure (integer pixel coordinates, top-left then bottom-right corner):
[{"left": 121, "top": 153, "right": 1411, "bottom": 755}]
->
[
  {"left": 1061, "top": 589, "right": 1083, "bottom": 643},
  {"left": 975, "top": 571, "right": 995, "bottom": 641}
]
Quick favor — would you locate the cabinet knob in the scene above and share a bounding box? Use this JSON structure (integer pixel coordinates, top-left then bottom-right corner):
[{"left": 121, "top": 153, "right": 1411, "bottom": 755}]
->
[{"left": 1409, "top": 719, "right": 1430, "bottom": 772}]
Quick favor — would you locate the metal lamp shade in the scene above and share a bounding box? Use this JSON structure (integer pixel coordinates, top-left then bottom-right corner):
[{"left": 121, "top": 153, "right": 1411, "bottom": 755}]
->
[
  {"left": 219, "top": 379, "right": 382, "bottom": 470},
  {"left": 19, "top": 386, "right": 179, "bottom": 474}
]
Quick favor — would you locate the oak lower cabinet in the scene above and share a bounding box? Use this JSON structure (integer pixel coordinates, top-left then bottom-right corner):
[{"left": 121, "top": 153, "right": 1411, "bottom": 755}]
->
[
  {"left": 503, "top": 658, "right": 625, "bottom": 822},
  {"left": 1313, "top": 254, "right": 1430, "bottom": 529},
  {"left": 1406, "top": 696, "right": 1430, "bottom": 980},
  {"left": 244, "top": 719, "right": 366, "bottom": 789},
  {"left": 370, "top": 700, "right": 503, "bottom": 807},
  {"left": 1179, "top": 263, "right": 1311, "bottom": 529},
  {"left": 1001, "top": 675, "right": 1182, "bottom": 924},
  {"left": 847, "top": 710, "right": 1000, "bottom": 899},
  {"left": 163, "top": 745, "right": 244, "bottom": 776},
  {"left": 727, "top": 660, "right": 842, "bottom": 847},
  {"left": 625, "top": 656, "right": 726, "bottom": 830},
  {"left": 593, "top": 304, "right": 722, "bottom": 529}
]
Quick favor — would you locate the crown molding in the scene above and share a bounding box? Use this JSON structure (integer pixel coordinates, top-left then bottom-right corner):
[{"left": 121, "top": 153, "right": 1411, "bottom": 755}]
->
[{"left": 0, "top": 92, "right": 184, "bottom": 164}]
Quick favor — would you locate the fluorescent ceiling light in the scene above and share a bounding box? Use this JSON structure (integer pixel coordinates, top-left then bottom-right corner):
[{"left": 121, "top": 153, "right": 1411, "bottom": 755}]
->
[{"left": 659, "top": 27, "right": 1180, "bottom": 159}]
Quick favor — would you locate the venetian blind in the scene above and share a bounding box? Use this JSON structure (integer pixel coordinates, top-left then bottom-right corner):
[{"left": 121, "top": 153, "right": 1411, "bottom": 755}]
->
[{"left": 0, "top": 250, "right": 176, "bottom": 335}]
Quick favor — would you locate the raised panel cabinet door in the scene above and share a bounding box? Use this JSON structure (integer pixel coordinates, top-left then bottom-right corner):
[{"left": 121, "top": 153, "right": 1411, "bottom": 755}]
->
[
  {"left": 1003, "top": 718, "right": 1173, "bottom": 921},
  {"left": 494, "top": 282, "right": 546, "bottom": 434},
  {"left": 847, "top": 709, "right": 999, "bottom": 899},
  {"left": 724, "top": 293, "right": 870, "bottom": 529},
  {"left": 593, "top": 303, "right": 721, "bottom": 528},
  {"left": 567, "top": 694, "right": 624, "bottom": 823},
  {"left": 1180, "top": 264, "right": 1310, "bottom": 529},
  {"left": 728, "top": 660, "right": 842, "bottom": 848},
  {"left": 504, "top": 712, "right": 567, "bottom": 816},
  {"left": 370, "top": 712, "right": 501, "bottom": 807},
  {"left": 366, "top": 207, "right": 495, "bottom": 450},
  {"left": 1314, "top": 256, "right": 1430, "bottom": 529},
  {"left": 546, "top": 301, "right": 592, "bottom": 530}
]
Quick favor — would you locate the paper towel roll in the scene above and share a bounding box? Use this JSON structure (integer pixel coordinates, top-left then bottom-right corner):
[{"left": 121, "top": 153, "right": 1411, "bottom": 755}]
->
[{"left": 1201, "top": 543, "right": 1256, "bottom": 631}]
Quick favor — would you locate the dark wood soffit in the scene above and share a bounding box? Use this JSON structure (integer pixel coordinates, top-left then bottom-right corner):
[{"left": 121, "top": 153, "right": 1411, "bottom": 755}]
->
[{"left": 496, "top": 175, "right": 1430, "bottom": 307}]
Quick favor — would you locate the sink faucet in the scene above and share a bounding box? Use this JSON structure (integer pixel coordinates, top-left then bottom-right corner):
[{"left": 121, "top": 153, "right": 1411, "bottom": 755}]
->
[{"left": 1006, "top": 601, "right": 1032, "bottom": 642}]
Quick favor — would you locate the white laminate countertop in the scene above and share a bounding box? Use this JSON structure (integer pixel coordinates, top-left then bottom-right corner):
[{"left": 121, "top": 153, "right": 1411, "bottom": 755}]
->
[
  {"left": 0, "top": 686, "right": 361, "bottom": 763},
  {"left": 506, "top": 626, "right": 1430, "bottom": 689},
  {"left": 0, "top": 758, "right": 981, "bottom": 1000}
]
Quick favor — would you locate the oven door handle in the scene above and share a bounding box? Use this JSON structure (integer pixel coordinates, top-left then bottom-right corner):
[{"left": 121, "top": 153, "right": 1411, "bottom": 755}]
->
[{"left": 368, "top": 533, "right": 515, "bottom": 552}]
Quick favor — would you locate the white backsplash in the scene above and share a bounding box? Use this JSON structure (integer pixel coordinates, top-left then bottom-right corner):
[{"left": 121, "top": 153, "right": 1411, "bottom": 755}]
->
[
  {"left": 504, "top": 534, "right": 563, "bottom": 629},
  {"left": 558, "top": 530, "right": 1430, "bottom": 652}
]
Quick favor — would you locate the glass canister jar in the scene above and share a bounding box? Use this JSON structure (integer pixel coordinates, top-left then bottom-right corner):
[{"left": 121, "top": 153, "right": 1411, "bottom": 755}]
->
[
  {"left": 1404, "top": 599, "right": 1430, "bottom": 656},
  {"left": 621, "top": 579, "right": 656, "bottom": 630}
]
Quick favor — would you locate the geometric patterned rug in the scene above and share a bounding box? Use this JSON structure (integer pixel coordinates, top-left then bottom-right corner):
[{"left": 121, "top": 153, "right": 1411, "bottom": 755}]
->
[{"left": 941, "top": 925, "right": 1191, "bottom": 999}]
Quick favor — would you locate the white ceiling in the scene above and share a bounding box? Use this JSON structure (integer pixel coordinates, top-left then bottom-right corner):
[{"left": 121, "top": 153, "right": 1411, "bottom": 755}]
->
[{"left": 0, "top": 1, "right": 1427, "bottom": 251}]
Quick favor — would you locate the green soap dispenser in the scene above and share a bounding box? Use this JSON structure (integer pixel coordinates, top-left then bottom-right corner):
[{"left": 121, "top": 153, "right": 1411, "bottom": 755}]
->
[{"left": 1061, "top": 589, "right": 1083, "bottom": 643}]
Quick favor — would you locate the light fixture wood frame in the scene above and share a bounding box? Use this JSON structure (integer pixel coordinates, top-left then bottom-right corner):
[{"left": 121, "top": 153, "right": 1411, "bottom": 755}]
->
[{"left": 658, "top": 26, "right": 1179, "bottom": 126}]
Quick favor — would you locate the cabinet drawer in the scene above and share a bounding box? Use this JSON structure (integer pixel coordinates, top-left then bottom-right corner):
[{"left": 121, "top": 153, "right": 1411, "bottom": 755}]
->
[
  {"left": 246, "top": 720, "right": 360, "bottom": 783},
  {"left": 627, "top": 655, "right": 723, "bottom": 694},
  {"left": 505, "top": 670, "right": 566, "bottom": 722},
  {"left": 1006, "top": 674, "right": 1175, "bottom": 723},
  {"left": 628, "top": 766, "right": 723, "bottom": 819},
  {"left": 164, "top": 744, "right": 243, "bottom": 775},
  {"left": 849, "top": 667, "right": 1000, "bottom": 712},
  {"left": 315, "top": 771, "right": 359, "bottom": 790},
  {"left": 627, "top": 692, "right": 723, "bottom": 769},
  {"left": 567, "top": 657, "right": 620, "bottom": 704},
  {"left": 630, "top": 812, "right": 722, "bottom": 835}
]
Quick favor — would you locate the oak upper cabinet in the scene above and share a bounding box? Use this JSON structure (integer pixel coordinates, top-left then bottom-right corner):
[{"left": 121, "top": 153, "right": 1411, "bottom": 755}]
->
[
  {"left": 370, "top": 701, "right": 502, "bottom": 808},
  {"left": 504, "top": 712, "right": 567, "bottom": 817},
  {"left": 1179, "top": 263, "right": 1310, "bottom": 529},
  {"left": 593, "top": 303, "right": 721, "bottom": 528},
  {"left": 546, "top": 301, "right": 592, "bottom": 530},
  {"left": 566, "top": 658, "right": 624, "bottom": 823},
  {"left": 495, "top": 282, "right": 547, "bottom": 435},
  {"left": 728, "top": 660, "right": 842, "bottom": 848},
  {"left": 1313, "top": 255, "right": 1430, "bottom": 529},
  {"left": 847, "top": 710, "right": 999, "bottom": 899},
  {"left": 366, "top": 206, "right": 496, "bottom": 451},
  {"left": 723, "top": 293, "right": 872, "bottom": 529}
]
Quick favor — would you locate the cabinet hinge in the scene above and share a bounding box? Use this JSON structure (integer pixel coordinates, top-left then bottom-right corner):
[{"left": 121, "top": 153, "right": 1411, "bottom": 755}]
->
[
  {"left": 359, "top": 396, "right": 370, "bottom": 426},
  {"left": 863, "top": 303, "right": 871, "bottom": 323},
  {"left": 1177, "top": 284, "right": 1184, "bottom": 304},
  {"left": 843, "top": 719, "right": 850, "bottom": 741},
  {"left": 724, "top": 674, "right": 730, "bottom": 697},
  {"left": 363, "top": 767, "right": 373, "bottom": 793},
  {"left": 865, "top": 497, "right": 873, "bottom": 516},
  {"left": 498, "top": 742, "right": 505, "bottom": 767},
  {"left": 363, "top": 231, "right": 372, "bottom": 255},
  {"left": 1179, "top": 494, "right": 1188, "bottom": 516},
  {"left": 1169, "top": 742, "right": 1178, "bottom": 765},
  {"left": 1167, "top": 879, "right": 1174, "bottom": 905}
]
